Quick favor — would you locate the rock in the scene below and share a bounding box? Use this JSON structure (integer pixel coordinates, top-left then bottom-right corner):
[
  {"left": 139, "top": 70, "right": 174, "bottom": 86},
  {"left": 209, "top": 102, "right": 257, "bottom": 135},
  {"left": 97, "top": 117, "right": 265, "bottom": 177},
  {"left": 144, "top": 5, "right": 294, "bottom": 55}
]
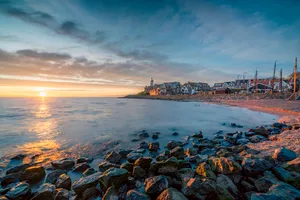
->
[
  {"left": 121, "top": 162, "right": 134, "bottom": 172},
  {"left": 196, "top": 162, "right": 216, "bottom": 179},
  {"left": 149, "top": 142, "right": 160, "bottom": 151},
  {"left": 46, "top": 169, "right": 66, "bottom": 184},
  {"left": 267, "top": 182, "right": 300, "bottom": 199},
  {"left": 167, "top": 141, "right": 183, "bottom": 150},
  {"left": 20, "top": 165, "right": 45, "bottom": 182},
  {"left": 182, "top": 178, "right": 217, "bottom": 198},
  {"left": 76, "top": 157, "right": 93, "bottom": 164},
  {"left": 103, "top": 187, "right": 118, "bottom": 200},
  {"left": 54, "top": 188, "right": 69, "bottom": 200},
  {"left": 83, "top": 168, "right": 96, "bottom": 177},
  {"left": 242, "top": 157, "right": 273, "bottom": 176},
  {"left": 132, "top": 138, "right": 139, "bottom": 142},
  {"left": 209, "top": 157, "right": 242, "bottom": 174},
  {"left": 214, "top": 185, "right": 234, "bottom": 200},
  {"left": 81, "top": 187, "right": 99, "bottom": 200},
  {"left": 185, "top": 148, "right": 198, "bottom": 157},
  {"left": 118, "top": 149, "right": 133, "bottom": 158},
  {"left": 249, "top": 135, "right": 265, "bottom": 143},
  {"left": 144, "top": 175, "right": 168, "bottom": 195},
  {"left": 175, "top": 168, "right": 194, "bottom": 183},
  {"left": 254, "top": 175, "right": 278, "bottom": 192},
  {"left": 106, "top": 151, "right": 121, "bottom": 164},
  {"left": 241, "top": 181, "right": 255, "bottom": 192},
  {"left": 272, "top": 167, "right": 300, "bottom": 189},
  {"left": 127, "top": 152, "right": 142, "bottom": 163},
  {"left": 11, "top": 154, "right": 26, "bottom": 160},
  {"left": 249, "top": 128, "right": 269, "bottom": 137},
  {"left": 136, "top": 149, "right": 146, "bottom": 154},
  {"left": 55, "top": 174, "right": 71, "bottom": 190},
  {"left": 134, "top": 157, "right": 152, "bottom": 169},
  {"left": 5, "top": 182, "right": 31, "bottom": 200},
  {"left": 251, "top": 193, "right": 287, "bottom": 200},
  {"left": 152, "top": 133, "right": 159, "bottom": 139},
  {"left": 170, "top": 146, "right": 185, "bottom": 159},
  {"left": 6, "top": 163, "right": 32, "bottom": 174},
  {"left": 216, "top": 149, "right": 233, "bottom": 157},
  {"left": 283, "top": 157, "right": 300, "bottom": 172},
  {"left": 99, "top": 167, "right": 128, "bottom": 189},
  {"left": 73, "top": 163, "right": 91, "bottom": 172},
  {"left": 216, "top": 174, "right": 238, "bottom": 196},
  {"left": 133, "top": 166, "right": 146, "bottom": 179},
  {"left": 98, "top": 161, "right": 120, "bottom": 171},
  {"left": 0, "top": 196, "right": 8, "bottom": 200},
  {"left": 139, "top": 141, "right": 149, "bottom": 149},
  {"left": 272, "top": 122, "right": 286, "bottom": 129},
  {"left": 72, "top": 172, "right": 102, "bottom": 194},
  {"left": 126, "top": 190, "right": 150, "bottom": 200},
  {"left": 272, "top": 147, "right": 297, "bottom": 162},
  {"left": 244, "top": 132, "right": 256, "bottom": 137},
  {"left": 200, "top": 148, "right": 216, "bottom": 157},
  {"left": 192, "top": 131, "right": 203, "bottom": 138},
  {"left": 150, "top": 157, "right": 179, "bottom": 175},
  {"left": 172, "top": 132, "right": 179, "bottom": 136},
  {"left": 139, "top": 131, "right": 150, "bottom": 138},
  {"left": 237, "top": 138, "right": 250, "bottom": 145},
  {"left": 51, "top": 158, "right": 75, "bottom": 170},
  {"left": 31, "top": 183, "right": 55, "bottom": 200},
  {"left": 0, "top": 172, "right": 22, "bottom": 186},
  {"left": 157, "top": 188, "right": 187, "bottom": 200}
]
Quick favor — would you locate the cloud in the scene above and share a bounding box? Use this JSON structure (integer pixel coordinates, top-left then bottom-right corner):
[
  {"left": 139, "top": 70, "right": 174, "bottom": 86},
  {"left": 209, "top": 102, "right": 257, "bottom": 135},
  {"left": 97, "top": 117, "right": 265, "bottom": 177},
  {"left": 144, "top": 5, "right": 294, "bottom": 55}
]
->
[{"left": 16, "top": 49, "right": 71, "bottom": 61}]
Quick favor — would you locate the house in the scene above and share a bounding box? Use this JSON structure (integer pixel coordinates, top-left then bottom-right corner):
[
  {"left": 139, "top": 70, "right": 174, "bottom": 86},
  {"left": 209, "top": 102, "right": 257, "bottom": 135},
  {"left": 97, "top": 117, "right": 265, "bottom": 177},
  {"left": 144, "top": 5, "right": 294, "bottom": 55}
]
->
[
  {"left": 164, "top": 82, "right": 181, "bottom": 95},
  {"left": 273, "top": 80, "right": 292, "bottom": 92},
  {"left": 214, "top": 88, "right": 231, "bottom": 94},
  {"left": 248, "top": 83, "right": 272, "bottom": 92},
  {"left": 186, "top": 82, "right": 211, "bottom": 93},
  {"left": 235, "top": 79, "right": 250, "bottom": 89},
  {"left": 212, "top": 83, "right": 224, "bottom": 90},
  {"left": 222, "top": 81, "right": 236, "bottom": 89}
]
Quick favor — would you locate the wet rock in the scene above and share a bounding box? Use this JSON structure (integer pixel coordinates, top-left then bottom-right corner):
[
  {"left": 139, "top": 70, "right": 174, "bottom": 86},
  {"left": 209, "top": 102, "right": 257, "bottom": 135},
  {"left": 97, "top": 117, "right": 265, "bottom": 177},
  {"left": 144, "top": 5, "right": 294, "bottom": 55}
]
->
[
  {"left": 157, "top": 188, "right": 187, "bottom": 200},
  {"left": 56, "top": 174, "right": 71, "bottom": 190},
  {"left": 267, "top": 182, "right": 300, "bottom": 199},
  {"left": 272, "top": 147, "right": 296, "bottom": 162},
  {"left": 216, "top": 174, "right": 238, "bottom": 196},
  {"left": 237, "top": 138, "right": 250, "bottom": 145},
  {"left": 227, "top": 173, "right": 243, "bottom": 185},
  {"left": 132, "top": 138, "right": 139, "bottom": 142},
  {"left": 244, "top": 132, "right": 256, "bottom": 137},
  {"left": 0, "top": 172, "right": 22, "bottom": 186},
  {"left": 170, "top": 146, "right": 185, "bottom": 159},
  {"left": 249, "top": 127, "right": 269, "bottom": 137},
  {"left": 156, "top": 155, "right": 168, "bottom": 162},
  {"left": 172, "top": 132, "right": 179, "bottom": 136},
  {"left": 242, "top": 157, "right": 273, "bottom": 176},
  {"left": 0, "top": 196, "right": 8, "bottom": 200},
  {"left": 133, "top": 166, "right": 146, "bottom": 179},
  {"left": 134, "top": 157, "right": 152, "bottom": 169},
  {"left": 182, "top": 178, "right": 217, "bottom": 198},
  {"left": 54, "top": 188, "right": 69, "bottom": 200},
  {"left": 149, "top": 142, "right": 160, "bottom": 151},
  {"left": 73, "top": 163, "right": 91, "bottom": 172},
  {"left": 99, "top": 167, "right": 128, "bottom": 189},
  {"left": 175, "top": 168, "right": 194, "bottom": 183},
  {"left": 200, "top": 148, "right": 216, "bottom": 157},
  {"left": 282, "top": 157, "right": 300, "bottom": 172},
  {"left": 72, "top": 172, "right": 102, "bottom": 194},
  {"left": 272, "top": 167, "right": 300, "bottom": 189},
  {"left": 20, "top": 165, "right": 46, "bottom": 182},
  {"left": 11, "top": 154, "right": 26, "bottom": 160},
  {"left": 139, "top": 141, "right": 149, "bottom": 149},
  {"left": 241, "top": 181, "right": 255, "bottom": 192},
  {"left": 136, "top": 149, "right": 146, "bottom": 154},
  {"left": 185, "top": 148, "right": 198, "bottom": 157},
  {"left": 5, "top": 182, "right": 31, "bottom": 200},
  {"left": 254, "top": 175, "right": 278, "bottom": 192},
  {"left": 76, "top": 157, "right": 93, "bottom": 164},
  {"left": 192, "top": 131, "right": 203, "bottom": 138},
  {"left": 139, "top": 131, "right": 149, "bottom": 138},
  {"left": 118, "top": 149, "right": 133, "bottom": 158},
  {"left": 31, "top": 183, "right": 55, "bottom": 200},
  {"left": 144, "top": 175, "right": 168, "bottom": 195},
  {"left": 120, "top": 162, "right": 134, "bottom": 172},
  {"left": 46, "top": 169, "right": 66, "bottom": 184},
  {"left": 249, "top": 135, "right": 265, "bottom": 143},
  {"left": 216, "top": 149, "right": 233, "bottom": 157},
  {"left": 167, "top": 141, "right": 183, "bottom": 150},
  {"left": 6, "top": 163, "right": 32, "bottom": 174},
  {"left": 126, "top": 190, "right": 150, "bottom": 200},
  {"left": 127, "top": 152, "right": 142, "bottom": 163},
  {"left": 103, "top": 186, "right": 118, "bottom": 200},
  {"left": 51, "top": 158, "right": 75, "bottom": 170},
  {"left": 209, "top": 157, "right": 242, "bottom": 174},
  {"left": 82, "top": 168, "right": 96, "bottom": 177},
  {"left": 98, "top": 161, "right": 120, "bottom": 171},
  {"left": 106, "top": 151, "right": 121, "bottom": 164},
  {"left": 150, "top": 157, "right": 179, "bottom": 175},
  {"left": 152, "top": 133, "right": 159, "bottom": 139},
  {"left": 214, "top": 185, "right": 235, "bottom": 200},
  {"left": 81, "top": 187, "right": 100, "bottom": 200},
  {"left": 272, "top": 122, "right": 286, "bottom": 129},
  {"left": 196, "top": 162, "right": 216, "bottom": 179}
]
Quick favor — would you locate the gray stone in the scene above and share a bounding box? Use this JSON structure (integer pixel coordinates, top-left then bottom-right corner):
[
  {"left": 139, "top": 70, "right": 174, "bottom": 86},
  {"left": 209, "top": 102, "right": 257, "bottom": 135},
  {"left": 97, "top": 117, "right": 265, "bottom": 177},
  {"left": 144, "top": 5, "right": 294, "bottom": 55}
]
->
[
  {"left": 150, "top": 157, "right": 179, "bottom": 175},
  {"left": 242, "top": 157, "right": 273, "bottom": 176},
  {"left": 5, "top": 182, "right": 31, "bottom": 200},
  {"left": 254, "top": 175, "right": 278, "bottom": 192},
  {"left": 73, "top": 163, "right": 91, "bottom": 172},
  {"left": 118, "top": 149, "right": 133, "bottom": 158},
  {"left": 185, "top": 148, "right": 198, "bottom": 157},
  {"left": 54, "top": 188, "right": 70, "bottom": 200},
  {"left": 72, "top": 172, "right": 102, "bottom": 194},
  {"left": 126, "top": 190, "right": 150, "bottom": 200},
  {"left": 216, "top": 174, "right": 238, "bottom": 196},
  {"left": 134, "top": 157, "right": 152, "bottom": 169},
  {"left": 20, "top": 165, "right": 46, "bottom": 183},
  {"left": 272, "top": 167, "right": 300, "bottom": 189},
  {"left": 175, "top": 168, "right": 194, "bottom": 183},
  {"left": 170, "top": 146, "right": 185, "bottom": 159},
  {"left": 268, "top": 182, "right": 300, "bottom": 199},
  {"left": 106, "top": 151, "right": 121, "bottom": 164},
  {"left": 167, "top": 141, "right": 183, "bottom": 150},
  {"left": 46, "top": 169, "right": 66, "bottom": 184},
  {"left": 272, "top": 147, "right": 297, "bottom": 162},
  {"left": 51, "top": 158, "right": 75, "bottom": 170},
  {"left": 282, "top": 157, "right": 300, "bottom": 172},
  {"left": 144, "top": 175, "right": 168, "bottom": 195},
  {"left": 55, "top": 174, "right": 71, "bottom": 190},
  {"left": 149, "top": 142, "right": 160, "bottom": 151},
  {"left": 81, "top": 187, "right": 99, "bottom": 200},
  {"left": 99, "top": 167, "right": 128, "bottom": 189},
  {"left": 98, "top": 161, "right": 120, "bottom": 171},
  {"left": 157, "top": 188, "right": 188, "bottom": 200},
  {"left": 0, "top": 172, "right": 22, "bottom": 186},
  {"left": 249, "top": 135, "right": 265, "bottom": 143},
  {"left": 237, "top": 138, "right": 250, "bottom": 145},
  {"left": 76, "top": 157, "right": 93, "bottom": 164},
  {"left": 11, "top": 154, "right": 26, "bottom": 160},
  {"left": 82, "top": 168, "right": 96, "bottom": 177},
  {"left": 133, "top": 166, "right": 146, "bottom": 179},
  {"left": 31, "top": 183, "right": 55, "bottom": 200},
  {"left": 6, "top": 163, "right": 32, "bottom": 174},
  {"left": 103, "top": 186, "right": 118, "bottom": 200},
  {"left": 200, "top": 148, "right": 216, "bottom": 157},
  {"left": 196, "top": 162, "right": 216, "bottom": 179},
  {"left": 209, "top": 157, "right": 242, "bottom": 174},
  {"left": 127, "top": 152, "right": 142, "bottom": 163}
]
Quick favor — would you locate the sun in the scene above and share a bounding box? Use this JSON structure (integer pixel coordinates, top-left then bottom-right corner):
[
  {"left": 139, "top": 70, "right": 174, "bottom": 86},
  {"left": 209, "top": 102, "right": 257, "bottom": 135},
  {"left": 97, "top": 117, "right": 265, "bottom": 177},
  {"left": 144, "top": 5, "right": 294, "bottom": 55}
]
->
[{"left": 39, "top": 91, "right": 47, "bottom": 97}]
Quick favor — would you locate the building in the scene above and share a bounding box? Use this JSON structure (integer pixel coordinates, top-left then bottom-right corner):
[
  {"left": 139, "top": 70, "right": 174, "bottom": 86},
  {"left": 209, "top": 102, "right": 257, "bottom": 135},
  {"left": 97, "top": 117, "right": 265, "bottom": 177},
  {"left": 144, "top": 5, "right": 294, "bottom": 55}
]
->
[
  {"left": 164, "top": 82, "right": 181, "bottom": 95},
  {"left": 248, "top": 83, "right": 272, "bottom": 92},
  {"left": 212, "top": 83, "right": 224, "bottom": 90}
]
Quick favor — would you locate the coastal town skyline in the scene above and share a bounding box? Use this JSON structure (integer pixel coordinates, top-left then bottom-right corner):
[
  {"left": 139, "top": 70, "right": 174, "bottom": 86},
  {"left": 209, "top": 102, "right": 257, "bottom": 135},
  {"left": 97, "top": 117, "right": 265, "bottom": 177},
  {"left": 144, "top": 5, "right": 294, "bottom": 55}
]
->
[{"left": 1, "top": 0, "right": 300, "bottom": 97}]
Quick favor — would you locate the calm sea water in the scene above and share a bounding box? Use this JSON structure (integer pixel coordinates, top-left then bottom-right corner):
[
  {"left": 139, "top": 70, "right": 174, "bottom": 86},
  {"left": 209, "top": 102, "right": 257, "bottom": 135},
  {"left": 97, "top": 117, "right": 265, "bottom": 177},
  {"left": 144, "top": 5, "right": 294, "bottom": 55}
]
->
[{"left": 0, "top": 97, "right": 278, "bottom": 160}]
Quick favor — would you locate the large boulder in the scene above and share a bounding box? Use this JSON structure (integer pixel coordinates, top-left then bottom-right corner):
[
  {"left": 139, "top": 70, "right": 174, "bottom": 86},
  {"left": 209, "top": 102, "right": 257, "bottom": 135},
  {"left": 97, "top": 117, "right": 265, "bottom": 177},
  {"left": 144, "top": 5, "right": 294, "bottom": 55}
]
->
[
  {"left": 133, "top": 166, "right": 146, "bottom": 179},
  {"left": 126, "top": 190, "right": 150, "bottom": 200},
  {"left": 272, "top": 167, "right": 300, "bottom": 189},
  {"left": 5, "top": 182, "right": 31, "bottom": 200},
  {"left": 127, "top": 152, "right": 142, "bottom": 163},
  {"left": 99, "top": 167, "right": 128, "bottom": 189},
  {"left": 134, "top": 157, "right": 153, "bottom": 169},
  {"left": 157, "top": 188, "right": 188, "bottom": 200},
  {"left": 196, "top": 162, "right": 216, "bottom": 179},
  {"left": 0, "top": 172, "right": 23, "bottom": 186},
  {"left": 98, "top": 161, "right": 120, "bottom": 171},
  {"left": 209, "top": 157, "right": 242, "bottom": 174},
  {"left": 45, "top": 169, "right": 66, "bottom": 184},
  {"left": 182, "top": 178, "right": 217, "bottom": 199},
  {"left": 272, "top": 147, "right": 297, "bottom": 162},
  {"left": 102, "top": 186, "right": 118, "bottom": 200},
  {"left": 6, "top": 163, "right": 32, "bottom": 174},
  {"left": 144, "top": 175, "right": 168, "bottom": 196},
  {"left": 81, "top": 187, "right": 100, "bottom": 200},
  {"left": 73, "top": 163, "right": 91, "bottom": 172},
  {"left": 167, "top": 141, "right": 183, "bottom": 150},
  {"left": 254, "top": 175, "right": 278, "bottom": 192},
  {"left": 83, "top": 168, "right": 96, "bottom": 177},
  {"left": 242, "top": 157, "right": 273, "bottom": 176},
  {"left": 216, "top": 174, "right": 238, "bottom": 197},
  {"left": 51, "top": 158, "right": 75, "bottom": 170},
  {"left": 54, "top": 188, "right": 70, "bottom": 200},
  {"left": 20, "top": 166, "right": 45, "bottom": 182},
  {"left": 150, "top": 157, "right": 179, "bottom": 175},
  {"left": 106, "top": 151, "right": 121, "bottom": 164},
  {"left": 175, "top": 168, "right": 194, "bottom": 183},
  {"left": 76, "top": 157, "right": 93, "bottom": 164},
  {"left": 55, "top": 174, "right": 71, "bottom": 190},
  {"left": 170, "top": 146, "right": 185, "bottom": 159},
  {"left": 149, "top": 142, "right": 160, "bottom": 151},
  {"left": 249, "top": 135, "right": 265, "bottom": 143},
  {"left": 185, "top": 148, "right": 198, "bottom": 157},
  {"left": 72, "top": 172, "right": 102, "bottom": 194},
  {"left": 282, "top": 157, "right": 300, "bottom": 172},
  {"left": 31, "top": 183, "right": 55, "bottom": 200}
]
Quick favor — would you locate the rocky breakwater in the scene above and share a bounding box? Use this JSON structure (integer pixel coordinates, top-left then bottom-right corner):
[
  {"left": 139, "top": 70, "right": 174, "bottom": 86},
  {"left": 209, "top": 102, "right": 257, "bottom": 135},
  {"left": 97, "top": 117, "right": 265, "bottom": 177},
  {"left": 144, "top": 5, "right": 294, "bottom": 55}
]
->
[{"left": 1, "top": 123, "right": 300, "bottom": 199}]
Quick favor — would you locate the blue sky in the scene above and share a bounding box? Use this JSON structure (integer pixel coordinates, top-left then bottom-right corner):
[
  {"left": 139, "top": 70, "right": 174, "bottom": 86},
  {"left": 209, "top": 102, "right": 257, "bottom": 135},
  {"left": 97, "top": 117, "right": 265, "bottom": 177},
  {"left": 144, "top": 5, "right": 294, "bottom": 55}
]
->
[{"left": 0, "top": 0, "right": 300, "bottom": 95}]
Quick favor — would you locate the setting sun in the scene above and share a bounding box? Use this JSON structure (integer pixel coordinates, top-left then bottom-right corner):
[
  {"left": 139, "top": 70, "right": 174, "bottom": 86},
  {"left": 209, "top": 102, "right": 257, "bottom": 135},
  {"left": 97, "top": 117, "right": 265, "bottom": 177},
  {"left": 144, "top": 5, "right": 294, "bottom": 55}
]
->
[{"left": 39, "top": 91, "right": 47, "bottom": 97}]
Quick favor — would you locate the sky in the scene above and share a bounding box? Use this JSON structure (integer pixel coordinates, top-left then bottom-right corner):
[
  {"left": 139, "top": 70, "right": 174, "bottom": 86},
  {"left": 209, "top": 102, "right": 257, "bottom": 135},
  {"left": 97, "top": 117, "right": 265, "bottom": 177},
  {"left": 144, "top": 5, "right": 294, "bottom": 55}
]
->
[{"left": 0, "top": 0, "right": 300, "bottom": 97}]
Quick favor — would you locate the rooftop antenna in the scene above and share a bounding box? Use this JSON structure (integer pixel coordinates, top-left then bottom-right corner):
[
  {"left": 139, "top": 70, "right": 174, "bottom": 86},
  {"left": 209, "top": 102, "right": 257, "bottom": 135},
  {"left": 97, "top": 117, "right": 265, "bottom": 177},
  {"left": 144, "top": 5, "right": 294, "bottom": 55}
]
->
[
  {"left": 254, "top": 69, "right": 258, "bottom": 92},
  {"left": 272, "top": 61, "right": 277, "bottom": 91}
]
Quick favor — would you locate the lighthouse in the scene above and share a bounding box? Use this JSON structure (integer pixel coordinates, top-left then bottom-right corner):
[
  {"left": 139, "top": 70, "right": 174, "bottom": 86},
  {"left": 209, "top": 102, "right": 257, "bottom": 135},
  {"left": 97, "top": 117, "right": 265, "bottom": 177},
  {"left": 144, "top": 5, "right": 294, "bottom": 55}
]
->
[{"left": 150, "top": 78, "right": 154, "bottom": 87}]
